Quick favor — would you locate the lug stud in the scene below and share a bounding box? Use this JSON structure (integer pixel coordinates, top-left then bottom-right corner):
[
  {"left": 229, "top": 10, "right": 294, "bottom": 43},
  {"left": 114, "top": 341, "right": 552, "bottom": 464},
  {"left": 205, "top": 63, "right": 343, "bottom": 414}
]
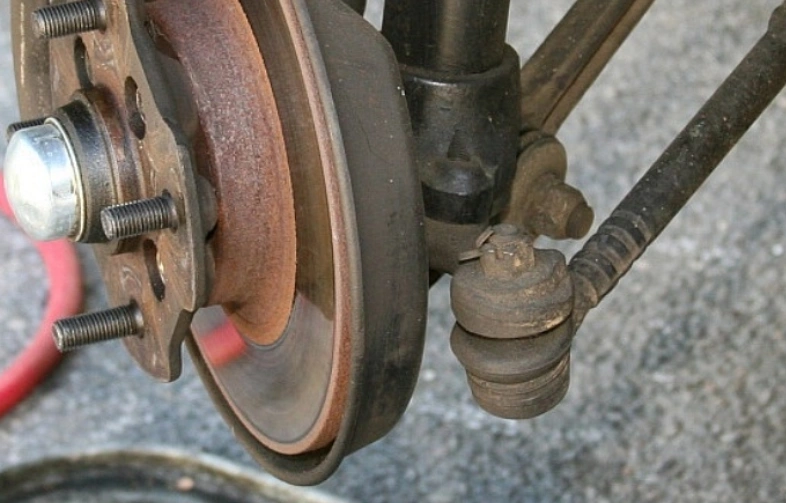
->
[
  {"left": 53, "top": 304, "right": 143, "bottom": 352},
  {"left": 33, "top": 0, "right": 106, "bottom": 40},
  {"left": 101, "top": 196, "right": 179, "bottom": 240}
]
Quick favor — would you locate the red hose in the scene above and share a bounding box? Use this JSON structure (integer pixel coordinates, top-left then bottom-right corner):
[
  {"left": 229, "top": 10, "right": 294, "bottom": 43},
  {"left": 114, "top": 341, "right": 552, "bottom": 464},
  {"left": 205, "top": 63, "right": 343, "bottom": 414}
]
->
[
  {"left": 198, "top": 319, "right": 247, "bottom": 368},
  {"left": 0, "top": 178, "right": 82, "bottom": 418}
]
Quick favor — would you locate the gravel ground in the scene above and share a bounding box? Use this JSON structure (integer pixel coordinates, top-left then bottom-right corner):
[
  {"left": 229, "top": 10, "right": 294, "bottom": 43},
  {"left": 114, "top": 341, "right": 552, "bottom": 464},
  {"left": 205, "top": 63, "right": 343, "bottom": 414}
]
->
[{"left": 2, "top": 1, "right": 786, "bottom": 502}]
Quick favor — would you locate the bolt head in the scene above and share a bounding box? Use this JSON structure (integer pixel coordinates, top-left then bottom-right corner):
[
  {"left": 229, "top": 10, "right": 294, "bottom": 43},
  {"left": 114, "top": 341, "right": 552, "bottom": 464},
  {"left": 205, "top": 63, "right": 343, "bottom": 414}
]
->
[
  {"left": 3, "top": 119, "right": 84, "bottom": 241},
  {"left": 566, "top": 202, "right": 594, "bottom": 239},
  {"left": 530, "top": 177, "right": 594, "bottom": 240}
]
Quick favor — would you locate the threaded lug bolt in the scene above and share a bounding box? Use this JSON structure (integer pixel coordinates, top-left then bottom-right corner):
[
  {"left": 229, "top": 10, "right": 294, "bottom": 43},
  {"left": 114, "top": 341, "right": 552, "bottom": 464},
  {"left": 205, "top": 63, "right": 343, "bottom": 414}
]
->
[
  {"left": 6, "top": 118, "right": 46, "bottom": 140},
  {"left": 53, "top": 304, "right": 143, "bottom": 352},
  {"left": 101, "top": 195, "right": 179, "bottom": 240},
  {"left": 33, "top": 0, "right": 107, "bottom": 40}
]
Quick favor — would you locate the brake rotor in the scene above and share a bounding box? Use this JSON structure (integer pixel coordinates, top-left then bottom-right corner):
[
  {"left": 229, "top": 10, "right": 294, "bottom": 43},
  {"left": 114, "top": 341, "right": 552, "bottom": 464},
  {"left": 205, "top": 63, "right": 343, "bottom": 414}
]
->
[
  {"left": 146, "top": 0, "right": 428, "bottom": 480},
  {"left": 147, "top": 0, "right": 341, "bottom": 457},
  {"left": 12, "top": 0, "right": 427, "bottom": 484}
]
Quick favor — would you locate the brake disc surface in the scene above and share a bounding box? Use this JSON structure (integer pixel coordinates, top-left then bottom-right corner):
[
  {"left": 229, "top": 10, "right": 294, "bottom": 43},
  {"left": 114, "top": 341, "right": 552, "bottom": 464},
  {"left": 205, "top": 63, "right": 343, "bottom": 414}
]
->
[
  {"left": 191, "top": 0, "right": 428, "bottom": 481},
  {"left": 147, "top": 0, "right": 347, "bottom": 458}
]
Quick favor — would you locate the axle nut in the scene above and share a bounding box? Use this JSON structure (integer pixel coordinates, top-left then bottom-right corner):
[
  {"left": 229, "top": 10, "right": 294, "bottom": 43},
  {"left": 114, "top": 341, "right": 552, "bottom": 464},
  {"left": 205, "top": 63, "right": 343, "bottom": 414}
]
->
[{"left": 3, "top": 119, "right": 84, "bottom": 241}]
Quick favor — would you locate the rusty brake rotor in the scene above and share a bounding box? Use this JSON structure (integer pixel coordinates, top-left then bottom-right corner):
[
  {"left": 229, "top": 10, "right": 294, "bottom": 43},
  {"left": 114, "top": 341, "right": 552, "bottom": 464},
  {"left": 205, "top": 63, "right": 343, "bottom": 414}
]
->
[
  {"left": 146, "top": 0, "right": 343, "bottom": 456},
  {"left": 185, "top": 0, "right": 428, "bottom": 481}
]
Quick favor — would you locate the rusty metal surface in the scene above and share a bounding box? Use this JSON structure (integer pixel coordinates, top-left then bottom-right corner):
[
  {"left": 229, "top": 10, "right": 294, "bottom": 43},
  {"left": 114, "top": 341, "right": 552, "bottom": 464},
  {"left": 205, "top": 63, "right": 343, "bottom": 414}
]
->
[
  {"left": 147, "top": 0, "right": 348, "bottom": 456},
  {"left": 311, "top": 0, "right": 427, "bottom": 456},
  {"left": 147, "top": 0, "right": 297, "bottom": 348},
  {"left": 13, "top": 0, "right": 211, "bottom": 381},
  {"left": 520, "top": 0, "right": 656, "bottom": 134},
  {"left": 188, "top": 0, "right": 426, "bottom": 484},
  {"left": 501, "top": 131, "right": 594, "bottom": 240},
  {"left": 11, "top": 0, "right": 51, "bottom": 119}
]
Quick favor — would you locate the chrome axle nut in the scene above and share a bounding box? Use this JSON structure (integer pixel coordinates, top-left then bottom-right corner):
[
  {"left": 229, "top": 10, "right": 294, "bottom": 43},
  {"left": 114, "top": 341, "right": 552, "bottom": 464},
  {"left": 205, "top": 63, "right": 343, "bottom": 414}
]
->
[{"left": 3, "top": 118, "right": 85, "bottom": 241}]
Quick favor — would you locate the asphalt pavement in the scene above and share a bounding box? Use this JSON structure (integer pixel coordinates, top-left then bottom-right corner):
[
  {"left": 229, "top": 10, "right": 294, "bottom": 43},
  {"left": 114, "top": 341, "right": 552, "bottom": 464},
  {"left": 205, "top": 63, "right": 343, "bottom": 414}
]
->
[{"left": 1, "top": 1, "right": 786, "bottom": 502}]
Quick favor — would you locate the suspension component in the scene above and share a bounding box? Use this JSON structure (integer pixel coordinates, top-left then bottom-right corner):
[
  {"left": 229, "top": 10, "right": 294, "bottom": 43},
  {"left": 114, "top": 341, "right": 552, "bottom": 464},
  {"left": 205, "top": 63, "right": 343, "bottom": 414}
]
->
[
  {"left": 501, "top": 132, "right": 594, "bottom": 240},
  {"left": 571, "top": 0, "right": 786, "bottom": 323},
  {"left": 383, "top": 0, "right": 521, "bottom": 274},
  {"left": 520, "top": 0, "right": 656, "bottom": 135},
  {"left": 450, "top": 224, "right": 574, "bottom": 419}
]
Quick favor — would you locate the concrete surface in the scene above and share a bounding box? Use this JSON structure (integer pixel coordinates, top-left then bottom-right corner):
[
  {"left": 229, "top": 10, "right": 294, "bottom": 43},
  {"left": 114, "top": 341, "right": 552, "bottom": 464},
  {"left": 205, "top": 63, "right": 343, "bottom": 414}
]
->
[{"left": 2, "top": 1, "right": 786, "bottom": 502}]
